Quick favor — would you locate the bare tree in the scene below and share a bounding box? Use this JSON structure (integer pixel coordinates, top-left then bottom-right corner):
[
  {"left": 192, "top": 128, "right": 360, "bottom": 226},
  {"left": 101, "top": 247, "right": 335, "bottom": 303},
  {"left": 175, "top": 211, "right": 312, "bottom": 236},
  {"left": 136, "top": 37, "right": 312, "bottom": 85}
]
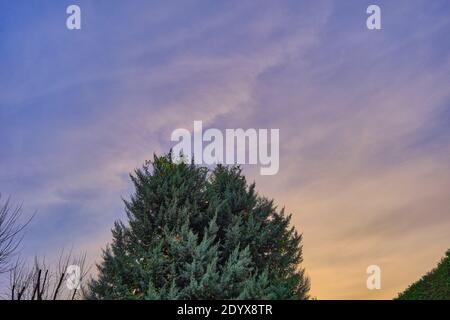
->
[
  {"left": 8, "top": 250, "right": 90, "bottom": 300},
  {"left": 0, "top": 194, "right": 33, "bottom": 274}
]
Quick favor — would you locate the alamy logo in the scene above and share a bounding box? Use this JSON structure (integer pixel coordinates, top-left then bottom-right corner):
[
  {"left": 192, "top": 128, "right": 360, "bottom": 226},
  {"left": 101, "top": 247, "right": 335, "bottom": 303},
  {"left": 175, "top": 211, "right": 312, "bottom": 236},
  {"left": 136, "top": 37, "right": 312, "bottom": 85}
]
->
[
  {"left": 366, "top": 5, "right": 381, "bottom": 30},
  {"left": 66, "top": 5, "right": 81, "bottom": 30},
  {"left": 366, "top": 265, "right": 381, "bottom": 290},
  {"left": 66, "top": 265, "right": 81, "bottom": 290},
  {"left": 171, "top": 121, "right": 279, "bottom": 175}
]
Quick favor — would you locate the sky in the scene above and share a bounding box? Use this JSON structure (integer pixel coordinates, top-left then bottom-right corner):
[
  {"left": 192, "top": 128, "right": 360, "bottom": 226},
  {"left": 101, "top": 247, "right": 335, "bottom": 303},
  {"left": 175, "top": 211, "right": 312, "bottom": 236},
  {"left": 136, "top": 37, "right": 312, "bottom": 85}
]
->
[{"left": 0, "top": 0, "right": 449, "bottom": 299}]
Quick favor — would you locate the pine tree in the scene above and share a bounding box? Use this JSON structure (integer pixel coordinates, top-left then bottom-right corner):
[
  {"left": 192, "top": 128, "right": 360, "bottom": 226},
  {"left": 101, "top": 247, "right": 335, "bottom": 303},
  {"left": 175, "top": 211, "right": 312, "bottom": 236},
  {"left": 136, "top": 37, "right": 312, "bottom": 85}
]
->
[{"left": 89, "top": 153, "right": 310, "bottom": 299}]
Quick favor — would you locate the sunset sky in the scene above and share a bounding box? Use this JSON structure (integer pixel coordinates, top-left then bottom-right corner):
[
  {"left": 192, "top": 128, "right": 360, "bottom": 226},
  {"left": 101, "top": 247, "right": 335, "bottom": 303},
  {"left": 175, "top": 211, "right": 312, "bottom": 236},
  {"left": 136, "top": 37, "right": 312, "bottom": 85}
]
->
[{"left": 0, "top": 0, "right": 449, "bottom": 299}]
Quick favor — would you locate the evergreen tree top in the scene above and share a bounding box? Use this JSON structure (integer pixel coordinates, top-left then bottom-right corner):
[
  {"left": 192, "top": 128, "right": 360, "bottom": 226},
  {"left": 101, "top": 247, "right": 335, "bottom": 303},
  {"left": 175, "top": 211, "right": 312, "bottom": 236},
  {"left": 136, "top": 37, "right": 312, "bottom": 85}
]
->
[{"left": 89, "top": 153, "right": 310, "bottom": 300}]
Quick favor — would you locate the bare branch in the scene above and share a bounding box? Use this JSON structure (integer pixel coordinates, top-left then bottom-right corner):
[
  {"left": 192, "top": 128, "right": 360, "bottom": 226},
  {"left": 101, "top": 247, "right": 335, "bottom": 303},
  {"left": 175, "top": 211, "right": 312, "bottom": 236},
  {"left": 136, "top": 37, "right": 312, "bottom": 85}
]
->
[
  {"left": 7, "top": 250, "right": 90, "bottom": 300},
  {"left": 0, "top": 194, "right": 34, "bottom": 274}
]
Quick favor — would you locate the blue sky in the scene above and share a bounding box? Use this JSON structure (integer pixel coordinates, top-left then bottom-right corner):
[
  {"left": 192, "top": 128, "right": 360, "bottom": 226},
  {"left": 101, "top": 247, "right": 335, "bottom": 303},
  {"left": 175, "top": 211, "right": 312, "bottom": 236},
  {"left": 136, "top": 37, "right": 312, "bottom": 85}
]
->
[{"left": 0, "top": 0, "right": 449, "bottom": 299}]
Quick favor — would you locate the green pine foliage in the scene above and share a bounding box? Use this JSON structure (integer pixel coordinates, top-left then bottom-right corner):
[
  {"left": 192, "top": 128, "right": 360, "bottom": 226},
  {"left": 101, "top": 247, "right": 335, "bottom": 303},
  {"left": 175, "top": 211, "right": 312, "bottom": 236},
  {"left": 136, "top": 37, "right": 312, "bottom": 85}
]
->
[
  {"left": 396, "top": 249, "right": 450, "bottom": 300},
  {"left": 89, "top": 153, "right": 310, "bottom": 299}
]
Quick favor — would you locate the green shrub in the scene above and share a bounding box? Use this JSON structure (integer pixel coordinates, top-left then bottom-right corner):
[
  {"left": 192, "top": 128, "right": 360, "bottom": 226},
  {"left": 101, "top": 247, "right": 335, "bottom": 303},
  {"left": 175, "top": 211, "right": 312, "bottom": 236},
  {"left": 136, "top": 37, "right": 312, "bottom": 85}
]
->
[{"left": 396, "top": 249, "right": 450, "bottom": 300}]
